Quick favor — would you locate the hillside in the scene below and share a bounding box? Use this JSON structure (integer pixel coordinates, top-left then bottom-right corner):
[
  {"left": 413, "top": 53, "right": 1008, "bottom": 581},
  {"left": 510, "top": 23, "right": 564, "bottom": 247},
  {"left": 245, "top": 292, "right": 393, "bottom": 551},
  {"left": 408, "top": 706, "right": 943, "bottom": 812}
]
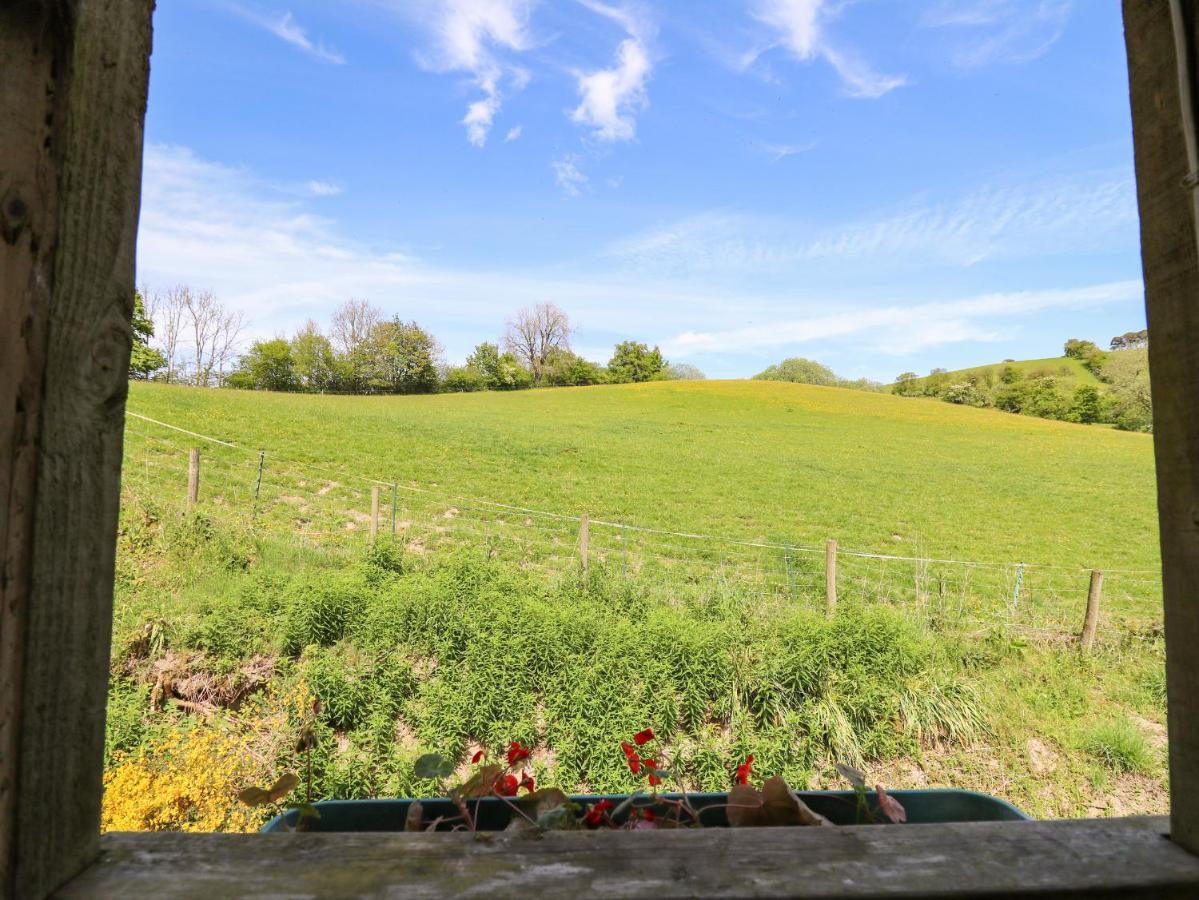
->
[
  {"left": 108, "top": 379, "right": 1168, "bottom": 829},
  {"left": 124, "top": 378, "right": 1157, "bottom": 572},
  {"left": 896, "top": 356, "right": 1101, "bottom": 393}
]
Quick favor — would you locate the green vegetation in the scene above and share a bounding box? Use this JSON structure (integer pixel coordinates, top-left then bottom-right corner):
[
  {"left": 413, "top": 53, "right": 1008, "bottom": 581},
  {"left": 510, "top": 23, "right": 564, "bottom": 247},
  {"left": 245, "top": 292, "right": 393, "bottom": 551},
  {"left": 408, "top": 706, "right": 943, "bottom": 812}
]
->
[
  {"left": 753, "top": 357, "right": 884, "bottom": 392},
  {"left": 107, "top": 379, "right": 1167, "bottom": 828},
  {"left": 892, "top": 343, "right": 1152, "bottom": 432},
  {"left": 1083, "top": 718, "right": 1153, "bottom": 775}
]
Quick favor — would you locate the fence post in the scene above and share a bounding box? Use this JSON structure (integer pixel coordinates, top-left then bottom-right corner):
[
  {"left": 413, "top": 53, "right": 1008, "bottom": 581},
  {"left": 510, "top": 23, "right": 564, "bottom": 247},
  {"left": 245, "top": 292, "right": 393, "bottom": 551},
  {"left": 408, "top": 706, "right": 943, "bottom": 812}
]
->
[
  {"left": 370, "top": 485, "right": 380, "bottom": 541},
  {"left": 391, "top": 483, "right": 398, "bottom": 535},
  {"left": 1080, "top": 569, "right": 1103, "bottom": 651},
  {"left": 187, "top": 448, "right": 200, "bottom": 511},
  {"left": 253, "top": 450, "right": 265, "bottom": 502},
  {"left": 579, "top": 514, "right": 590, "bottom": 574},
  {"left": 825, "top": 539, "right": 838, "bottom": 617}
]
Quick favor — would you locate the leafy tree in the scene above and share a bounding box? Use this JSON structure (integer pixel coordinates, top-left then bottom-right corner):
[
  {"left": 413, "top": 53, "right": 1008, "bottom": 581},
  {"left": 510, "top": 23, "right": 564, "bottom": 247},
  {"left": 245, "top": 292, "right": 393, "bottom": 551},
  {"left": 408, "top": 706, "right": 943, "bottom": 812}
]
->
[
  {"left": 607, "top": 341, "right": 666, "bottom": 383},
  {"left": 1067, "top": 385, "right": 1102, "bottom": 424},
  {"left": 998, "top": 365, "right": 1022, "bottom": 385},
  {"left": 544, "top": 349, "right": 607, "bottom": 386},
  {"left": 753, "top": 358, "right": 839, "bottom": 386},
  {"left": 1021, "top": 376, "right": 1070, "bottom": 420},
  {"left": 291, "top": 321, "right": 339, "bottom": 392},
  {"left": 330, "top": 299, "right": 382, "bottom": 393},
  {"left": 369, "top": 319, "right": 440, "bottom": 394},
  {"left": 442, "top": 365, "right": 485, "bottom": 392},
  {"left": 465, "top": 342, "right": 532, "bottom": 390},
  {"left": 1063, "top": 338, "right": 1097, "bottom": 359},
  {"left": 664, "top": 363, "right": 706, "bottom": 380},
  {"left": 129, "top": 290, "right": 166, "bottom": 379},
  {"left": 1110, "top": 329, "right": 1148, "bottom": 351},
  {"left": 229, "top": 339, "right": 298, "bottom": 392},
  {"left": 942, "top": 382, "right": 988, "bottom": 407},
  {"left": 1099, "top": 349, "right": 1153, "bottom": 431}
]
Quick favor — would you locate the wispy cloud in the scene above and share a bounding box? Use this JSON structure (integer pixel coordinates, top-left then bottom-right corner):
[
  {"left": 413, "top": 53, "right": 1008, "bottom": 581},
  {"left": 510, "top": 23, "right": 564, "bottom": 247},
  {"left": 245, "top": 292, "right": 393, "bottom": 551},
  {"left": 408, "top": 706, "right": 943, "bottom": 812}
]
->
[
  {"left": 663, "top": 280, "right": 1142, "bottom": 357},
  {"left": 749, "top": 0, "right": 905, "bottom": 98},
  {"left": 761, "top": 140, "right": 815, "bottom": 162},
  {"left": 923, "top": 0, "right": 1072, "bottom": 68},
  {"left": 404, "top": 0, "right": 536, "bottom": 147},
  {"left": 504, "top": 125, "right": 524, "bottom": 142},
  {"left": 552, "top": 155, "right": 589, "bottom": 196},
  {"left": 305, "top": 180, "right": 342, "bottom": 196},
  {"left": 611, "top": 174, "right": 1137, "bottom": 272},
  {"left": 570, "top": 1, "right": 655, "bottom": 141},
  {"left": 233, "top": 7, "right": 346, "bottom": 64}
]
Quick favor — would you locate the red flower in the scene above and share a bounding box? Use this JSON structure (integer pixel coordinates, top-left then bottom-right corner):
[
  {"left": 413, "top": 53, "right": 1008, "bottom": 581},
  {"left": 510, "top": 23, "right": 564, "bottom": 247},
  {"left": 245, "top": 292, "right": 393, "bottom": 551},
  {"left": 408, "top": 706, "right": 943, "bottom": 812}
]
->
[
  {"left": 637, "top": 808, "right": 656, "bottom": 822},
  {"left": 507, "top": 741, "right": 531, "bottom": 766},
  {"left": 520, "top": 774, "right": 536, "bottom": 794},
  {"left": 620, "top": 741, "right": 642, "bottom": 774},
  {"left": 583, "top": 799, "right": 615, "bottom": 827},
  {"left": 633, "top": 728, "right": 655, "bottom": 746},
  {"left": 471, "top": 750, "right": 484, "bottom": 764},
  {"left": 494, "top": 774, "right": 519, "bottom": 797},
  {"left": 644, "top": 758, "right": 661, "bottom": 787},
  {"left": 734, "top": 755, "right": 754, "bottom": 786}
]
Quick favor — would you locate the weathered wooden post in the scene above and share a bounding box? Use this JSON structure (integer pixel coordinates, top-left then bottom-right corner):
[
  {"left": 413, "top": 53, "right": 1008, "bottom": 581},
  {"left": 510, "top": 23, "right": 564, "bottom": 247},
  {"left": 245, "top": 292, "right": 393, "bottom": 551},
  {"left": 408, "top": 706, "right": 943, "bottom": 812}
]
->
[
  {"left": 187, "top": 449, "right": 200, "bottom": 511},
  {"left": 1080, "top": 569, "right": 1103, "bottom": 652},
  {"left": 579, "top": 513, "right": 590, "bottom": 574},
  {"left": 825, "top": 539, "right": 838, "bottom": 617},
  {"left": 369, "top": 485, "right": 380, "bottom": 541}
]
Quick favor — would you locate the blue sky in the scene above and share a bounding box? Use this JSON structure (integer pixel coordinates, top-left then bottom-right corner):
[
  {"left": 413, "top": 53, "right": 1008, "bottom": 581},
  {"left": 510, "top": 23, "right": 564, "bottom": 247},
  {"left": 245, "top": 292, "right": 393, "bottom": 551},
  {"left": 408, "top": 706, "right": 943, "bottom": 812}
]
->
[{"left": 138, "top": 0, "right": 1144, "bottom": 381}]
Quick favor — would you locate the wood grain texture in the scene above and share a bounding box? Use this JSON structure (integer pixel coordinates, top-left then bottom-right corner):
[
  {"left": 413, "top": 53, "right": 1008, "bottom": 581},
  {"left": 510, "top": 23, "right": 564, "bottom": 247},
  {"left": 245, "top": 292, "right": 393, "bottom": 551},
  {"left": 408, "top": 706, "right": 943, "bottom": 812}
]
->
[
  {"left": 61, "top": 817, "right": 1199, "bottom": 899},
  {"left": 1124, "top": 0, "right": 1199, "bottom": 856},
  {"left": 0, "top": 1, "right": 154, "bottom": 896}
]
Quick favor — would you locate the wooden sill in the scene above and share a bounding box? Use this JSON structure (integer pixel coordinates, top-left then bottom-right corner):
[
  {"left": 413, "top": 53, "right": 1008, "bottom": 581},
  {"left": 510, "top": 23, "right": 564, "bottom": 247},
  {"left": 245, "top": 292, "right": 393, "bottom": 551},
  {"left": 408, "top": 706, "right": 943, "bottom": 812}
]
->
[{"left": 60, "top": 815, "right": 1199, "bottom": 898}]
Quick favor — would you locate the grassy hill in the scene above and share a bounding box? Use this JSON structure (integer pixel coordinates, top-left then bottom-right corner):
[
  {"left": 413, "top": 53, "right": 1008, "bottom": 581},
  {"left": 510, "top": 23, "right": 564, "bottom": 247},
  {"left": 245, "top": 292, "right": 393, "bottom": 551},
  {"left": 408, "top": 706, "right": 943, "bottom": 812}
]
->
[
  {"left": 896, "top": 356, "right": 1102, "bottom": 393},
  {"left": 107, "top": 379, "right": 1167, "bottom": 829},
  {"left": 124, "top": 378, "right": 1156, "bottom": 572}
]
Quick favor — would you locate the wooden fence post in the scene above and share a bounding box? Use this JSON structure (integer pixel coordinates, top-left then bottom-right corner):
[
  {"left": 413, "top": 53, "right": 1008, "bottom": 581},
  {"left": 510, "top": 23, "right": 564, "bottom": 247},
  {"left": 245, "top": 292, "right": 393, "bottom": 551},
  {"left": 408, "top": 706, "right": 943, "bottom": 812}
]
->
[
  {"left": 1080, "top": 569, "right": 1103, "bottom": 652},
  {"left": 579, "top": 514, "right": 590, "bottom": 574},
  {"left": 187, "top": 449, "right": 200, "bottom": 511},
  {"left": 825, "top": 539, "right": 838, "bottom": 617},
  {"left": 369, "top": 486, "right": 380, "bottom": 541}
]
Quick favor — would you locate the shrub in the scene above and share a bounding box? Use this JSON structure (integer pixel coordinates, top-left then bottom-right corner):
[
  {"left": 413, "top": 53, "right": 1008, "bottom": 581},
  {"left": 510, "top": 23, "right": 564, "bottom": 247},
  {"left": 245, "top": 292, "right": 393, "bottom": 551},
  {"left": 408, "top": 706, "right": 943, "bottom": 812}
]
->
[
  {"left": 102, "top": 728, "right": 267, "bottom": 832},
  {"left": 279, "top": 574, "right": 363, "bottom": 654}
]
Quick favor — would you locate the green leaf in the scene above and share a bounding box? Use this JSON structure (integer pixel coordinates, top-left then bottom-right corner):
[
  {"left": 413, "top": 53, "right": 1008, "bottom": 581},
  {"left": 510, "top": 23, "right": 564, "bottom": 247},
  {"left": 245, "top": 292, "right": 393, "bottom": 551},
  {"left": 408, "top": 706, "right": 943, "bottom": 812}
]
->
[
  {"left": 414, "top": 753, "right": 455, "bottom": 780},
  {"left": 238, "top": 773, "right": 300, "bottom": 807},
  {"left": 287, "top": 802, "right": 322, "bottom": 820},
  {"left": 537, "top": 806, "right": 579, "bottom": 830}
]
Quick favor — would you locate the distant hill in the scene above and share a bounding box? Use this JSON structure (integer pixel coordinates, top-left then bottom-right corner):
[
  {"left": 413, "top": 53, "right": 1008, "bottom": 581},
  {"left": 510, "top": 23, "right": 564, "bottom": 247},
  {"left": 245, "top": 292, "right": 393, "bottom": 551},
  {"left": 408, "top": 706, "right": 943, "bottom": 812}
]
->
[
  {"left": 890, "top": 349, "right": 1150, "bottom": 432},
  {"left": 894, "top": 356, "right": 1101, "bottom": 393}
]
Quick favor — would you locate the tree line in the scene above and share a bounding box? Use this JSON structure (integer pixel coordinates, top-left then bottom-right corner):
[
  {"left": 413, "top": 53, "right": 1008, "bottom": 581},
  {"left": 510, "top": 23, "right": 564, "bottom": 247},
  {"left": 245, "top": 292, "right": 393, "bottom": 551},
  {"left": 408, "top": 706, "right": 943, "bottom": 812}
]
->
[{"left": 130, "top": 291, "right": 704, "bottom": 393}]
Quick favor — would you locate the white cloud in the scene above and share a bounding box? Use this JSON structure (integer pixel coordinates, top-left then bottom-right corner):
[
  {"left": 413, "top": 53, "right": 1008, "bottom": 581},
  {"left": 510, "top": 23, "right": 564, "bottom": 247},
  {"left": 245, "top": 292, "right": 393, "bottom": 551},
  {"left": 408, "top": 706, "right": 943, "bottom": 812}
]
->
[
  {"left": 570, "top": 1, "right": 655, "bottom": 141},
  {"left": 236, "top": 8, "right": 346, "bottom": 64},
  {"left": 663, "top": 281, "right": 1142, "bottom": 357},
  {"left": 762, "top": 140, "right": 815, "bottom": 162},
  {"left": 136, "top": 145, "right": 1145, "bottom": 378},
  {"left": 504, "top": 125, "right": 524, "bottom": 142},
  {"left": 305, "top": 180, "right": 342, "bottom": 196},
  {"left": 552, "top": 156, "right": 589, "bottom": 196},
  {"left": 750, "top": 0, "right": 905, "bottom": 99},
  {"left": 611, "top": 174, "right": 1137, "bottom": 272},
  {"left": 405, "top": 0, "right": 536, "bottom": 146},
  {"left": 923, "top": 0, "right": 1072, "bottom": 68}
]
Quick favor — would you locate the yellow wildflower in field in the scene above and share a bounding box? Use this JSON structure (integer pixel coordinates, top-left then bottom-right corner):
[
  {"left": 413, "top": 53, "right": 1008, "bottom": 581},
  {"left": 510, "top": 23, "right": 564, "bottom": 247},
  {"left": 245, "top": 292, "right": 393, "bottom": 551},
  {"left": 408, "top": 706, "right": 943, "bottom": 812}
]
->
[{"left": 102, "top": 728, "right": 266, "bottom": 833}]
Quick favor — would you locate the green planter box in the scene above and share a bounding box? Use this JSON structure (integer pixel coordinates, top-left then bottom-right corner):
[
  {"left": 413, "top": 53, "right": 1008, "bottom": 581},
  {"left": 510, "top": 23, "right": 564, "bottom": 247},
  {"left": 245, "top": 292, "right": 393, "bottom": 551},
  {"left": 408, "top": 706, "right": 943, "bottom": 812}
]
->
[{"left": 262, "top": 789, "right": 1027, "bottom": 832}]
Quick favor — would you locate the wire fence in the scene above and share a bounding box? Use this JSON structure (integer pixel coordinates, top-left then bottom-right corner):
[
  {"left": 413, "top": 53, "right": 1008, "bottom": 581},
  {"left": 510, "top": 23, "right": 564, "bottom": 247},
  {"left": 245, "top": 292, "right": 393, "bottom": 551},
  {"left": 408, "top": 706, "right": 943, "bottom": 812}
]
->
[{"left": 120, "top": 411, "right": 1165, "bottom": 645}]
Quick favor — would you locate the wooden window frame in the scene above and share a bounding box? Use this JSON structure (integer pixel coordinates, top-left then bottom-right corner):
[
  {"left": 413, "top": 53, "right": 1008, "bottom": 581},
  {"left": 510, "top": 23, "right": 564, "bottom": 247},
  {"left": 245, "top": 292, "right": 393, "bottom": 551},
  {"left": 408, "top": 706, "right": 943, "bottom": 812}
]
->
[{"left": 3, "top": 1, "right": 1199, "bottom": 896}]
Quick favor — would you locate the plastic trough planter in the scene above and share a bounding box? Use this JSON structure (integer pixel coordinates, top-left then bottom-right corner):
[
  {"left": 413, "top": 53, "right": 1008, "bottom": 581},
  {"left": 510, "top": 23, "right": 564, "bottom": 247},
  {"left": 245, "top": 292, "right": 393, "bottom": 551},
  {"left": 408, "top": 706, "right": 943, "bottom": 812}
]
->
[{"left": 261, "top": 789, "right": 1028, "bottom": 832}]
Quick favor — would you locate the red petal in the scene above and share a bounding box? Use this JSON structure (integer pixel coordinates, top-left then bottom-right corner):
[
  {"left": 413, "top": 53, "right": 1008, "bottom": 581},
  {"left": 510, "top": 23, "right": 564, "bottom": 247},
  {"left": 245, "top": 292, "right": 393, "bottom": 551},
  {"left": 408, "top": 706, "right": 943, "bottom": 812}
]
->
[
  {"left": 633, "top": 728, "right": 655, "bottom": 746},
  {"left": 471, "top": 750, "right": 484, "bottom": 764},
  {"left": 627, "top": 754, "right": 642, "bottom": 774},
  {"left": 620, "top": 741, "right": 637, "bottom": 759}
]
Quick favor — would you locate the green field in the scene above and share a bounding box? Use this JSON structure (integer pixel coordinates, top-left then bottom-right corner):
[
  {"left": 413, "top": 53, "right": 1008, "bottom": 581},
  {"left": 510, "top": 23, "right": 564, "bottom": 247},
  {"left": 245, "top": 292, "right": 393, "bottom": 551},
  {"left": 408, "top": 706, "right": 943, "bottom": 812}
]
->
[
  {"left": 106, "top": 380, "right": 1168, "bottom": 830},
  {"left": 124, "top": 378, "right": 1157, "bottom": 572}
]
